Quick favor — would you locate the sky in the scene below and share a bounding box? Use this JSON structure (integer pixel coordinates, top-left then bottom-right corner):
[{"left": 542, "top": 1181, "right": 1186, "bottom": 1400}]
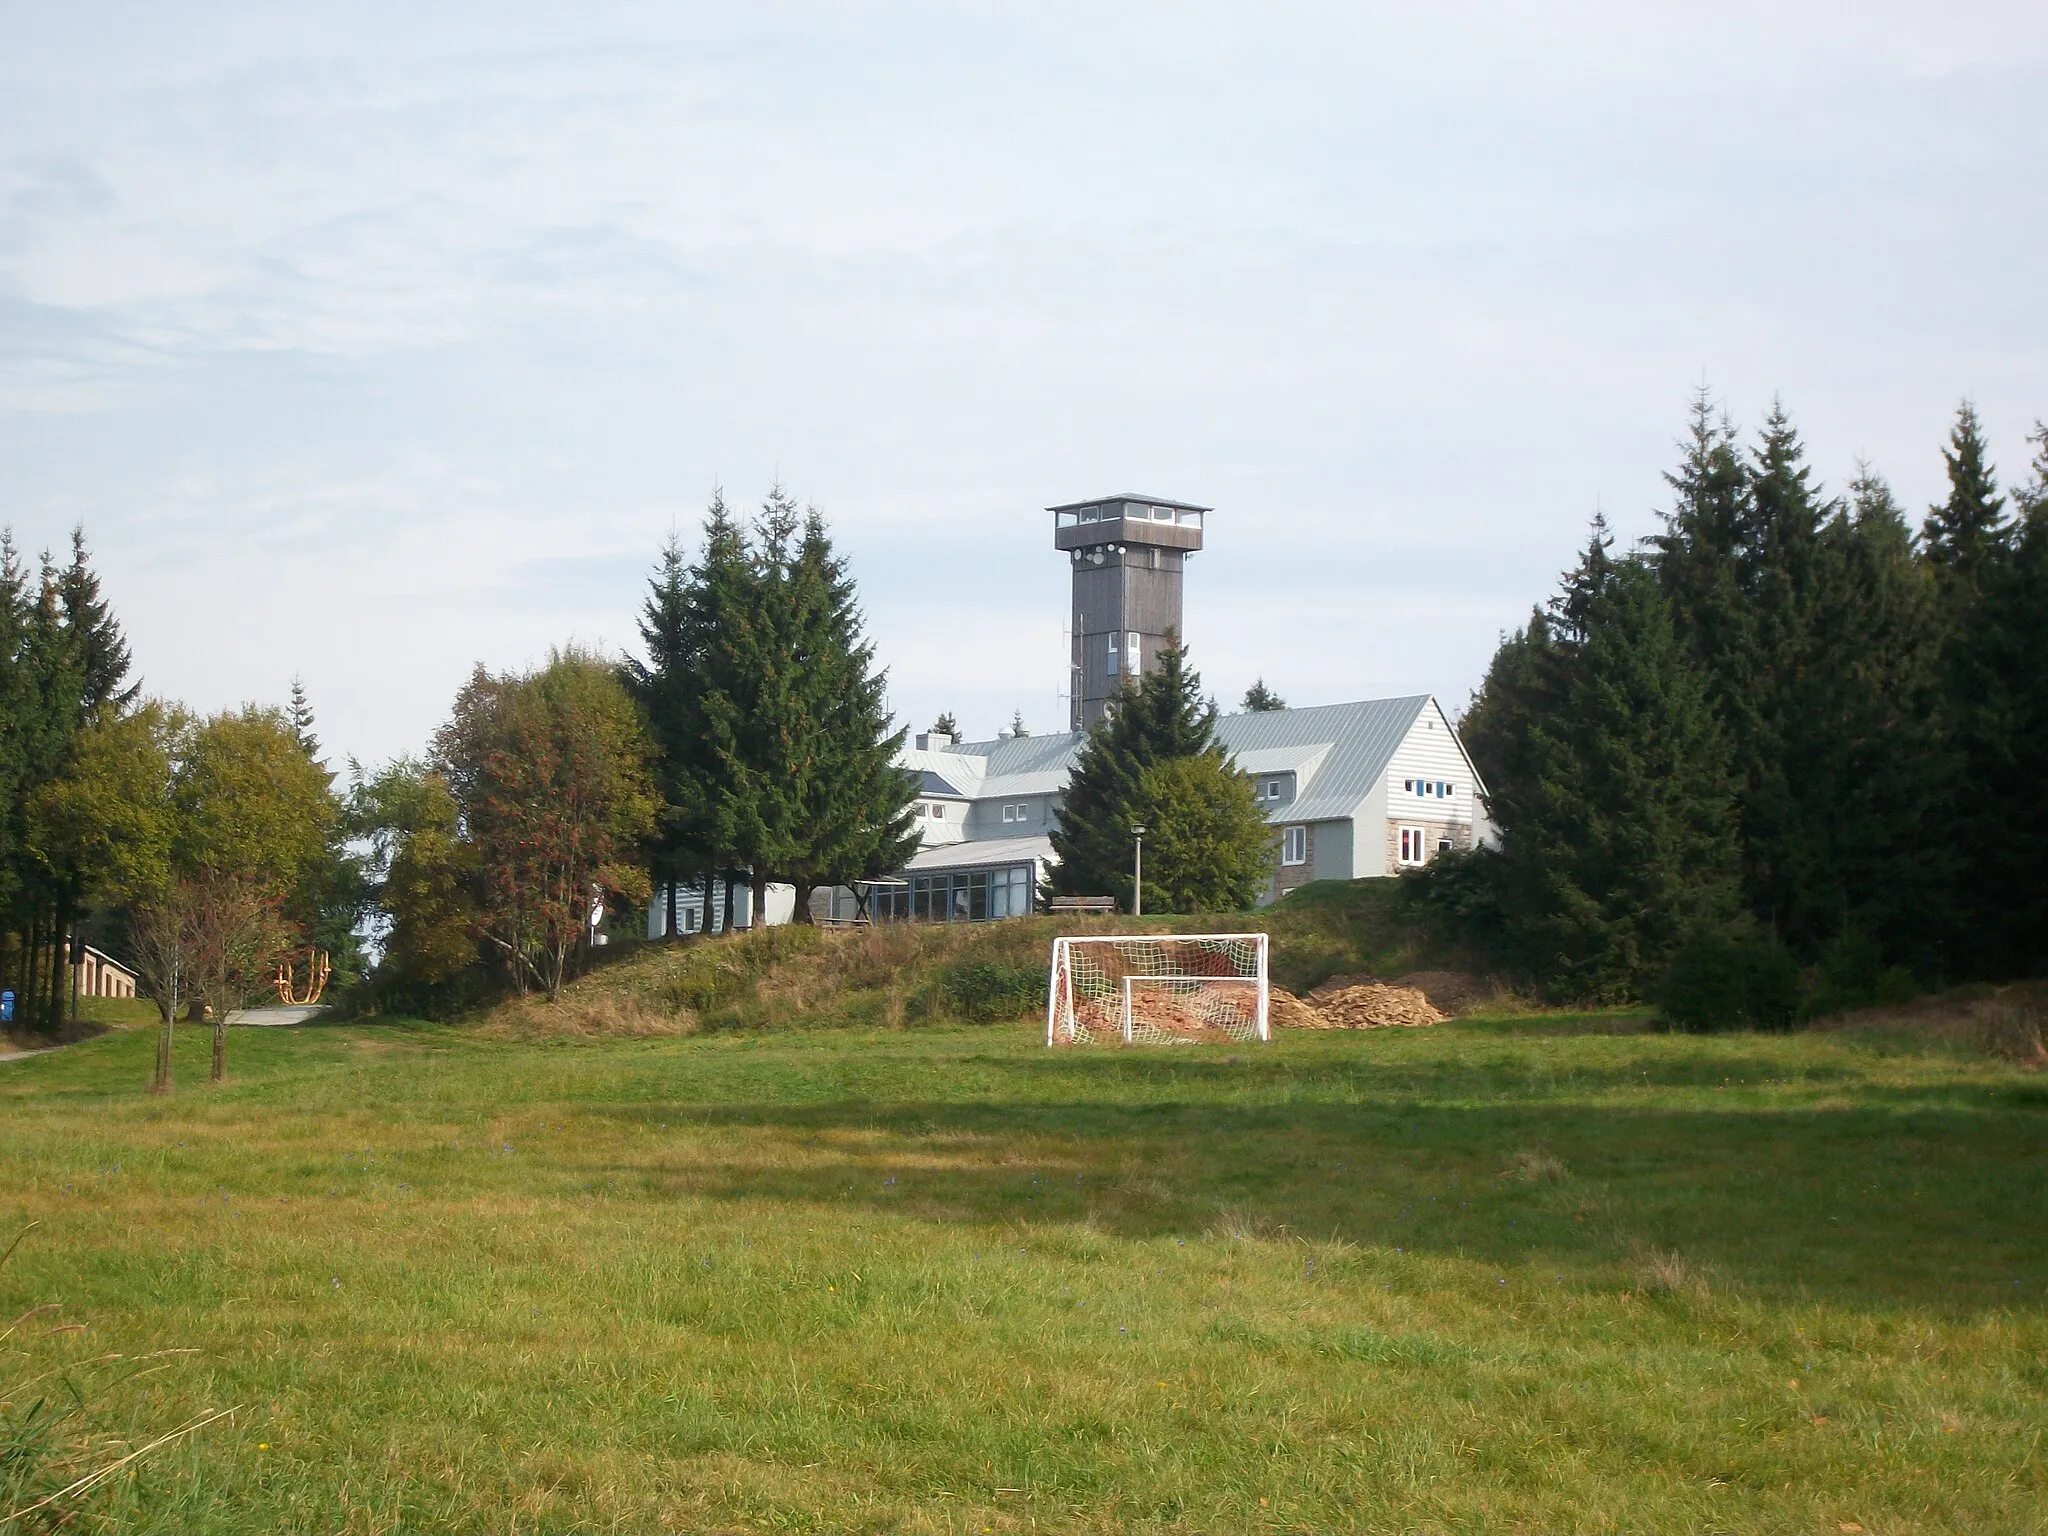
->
[{"left": 3, "top": 1, "right": 2045, "bottom": 771}]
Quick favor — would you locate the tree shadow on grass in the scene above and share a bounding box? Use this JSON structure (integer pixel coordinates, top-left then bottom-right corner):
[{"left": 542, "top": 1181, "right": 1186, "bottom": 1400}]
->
[{"left": 579, "top": 1073, "right": 2048, "bottom": 1316}]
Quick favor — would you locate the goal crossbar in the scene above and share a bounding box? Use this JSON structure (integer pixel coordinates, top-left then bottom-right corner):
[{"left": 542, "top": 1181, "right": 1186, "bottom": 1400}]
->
[{"left": 1046, "top": 932, "right": 1270, "bottom": 1046}]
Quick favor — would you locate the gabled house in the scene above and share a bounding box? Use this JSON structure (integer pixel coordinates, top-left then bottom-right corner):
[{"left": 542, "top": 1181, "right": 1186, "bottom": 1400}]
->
[{"left": 820, "top": 694, "right": 1494, "bottom": 923}]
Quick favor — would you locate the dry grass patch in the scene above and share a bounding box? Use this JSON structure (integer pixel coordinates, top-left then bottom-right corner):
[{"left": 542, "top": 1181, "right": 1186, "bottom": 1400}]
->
[
  {"left": 1628, "top": 1240, "right": 1712, "bottom": 1301},
  {"left": 1502, "top": 1146, "right": 1570, "bottom": 1184}
]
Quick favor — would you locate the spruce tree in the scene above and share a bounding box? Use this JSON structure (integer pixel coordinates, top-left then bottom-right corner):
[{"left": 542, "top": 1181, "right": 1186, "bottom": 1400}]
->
[
  {"left": 1945, "top": 434, "right": 2048, "bottom": 976},
  {"left": 1458, "top": 606, "right": 1556, "bottom": 835},
  {"left": 773, "top": 508, "right": 919, "bottom": 918},
  {"left": 1240, "top": 678, "right": 1286, "bottom": 712},
  {"left": 1050, "top": 637, "right": 1228, "bottom": 906},
  {"left": 57, "top": 529, "right": 135, "bottom": 715},
  {"left": 1653, "top": 390, "right": 1756, "bottom": 693},
  {"left": 710, "top": 488, "right": 806, "bottom": 921},
  {"left": 687, "top": 494, "right": 763, "bottom": 926},
  {"left": 1771, "top": 468, "right": 1949, "bottom": 962},
  {"left": 1494, "top": 538, "right": 1741, "bottom": 999},
  {"left": 1735, "top": 403, "right": 1830, "bottom": 939},
  {"left": 1922, "top": 401, "right": 2008, "bottom": 593},
  {"left": 627, "top": 532, "right": 709, "bottom": 926}
]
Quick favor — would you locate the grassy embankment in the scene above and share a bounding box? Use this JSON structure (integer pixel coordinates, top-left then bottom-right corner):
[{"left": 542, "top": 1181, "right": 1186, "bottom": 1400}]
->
[
  {"left": 4, "top": 891, "right": 2046, "bottom": 1532},
  {"left": 470, "top": 879, "right": 1466, "bottom": 1040}
]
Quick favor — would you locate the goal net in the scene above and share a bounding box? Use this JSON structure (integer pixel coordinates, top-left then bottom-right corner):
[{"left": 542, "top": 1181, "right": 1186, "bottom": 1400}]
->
[{"left": 1046, "top": 933, "right": 1270, "bottom": 1046}]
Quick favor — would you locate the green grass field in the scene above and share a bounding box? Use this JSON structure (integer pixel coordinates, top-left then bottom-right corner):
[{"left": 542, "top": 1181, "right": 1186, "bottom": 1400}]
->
[{"left": 4, "top": 1003, "right": 2046, "bottom": 1533}]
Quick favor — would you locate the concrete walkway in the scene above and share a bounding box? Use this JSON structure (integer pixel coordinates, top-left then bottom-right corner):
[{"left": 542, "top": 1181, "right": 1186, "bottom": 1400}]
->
[{"left": 225, "top": 1005, "right": 329, "bottom": 1027}]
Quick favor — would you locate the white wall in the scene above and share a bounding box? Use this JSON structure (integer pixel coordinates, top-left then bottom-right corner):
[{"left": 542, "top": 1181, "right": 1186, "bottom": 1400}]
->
[{"left": 1384, "top": 700, "right": 1484, "bottom": 833}]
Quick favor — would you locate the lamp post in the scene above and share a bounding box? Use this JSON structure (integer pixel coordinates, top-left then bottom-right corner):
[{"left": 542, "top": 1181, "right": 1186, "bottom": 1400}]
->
[{"left": 1131, "top": 825, "right": 1147, "bottom": 917}]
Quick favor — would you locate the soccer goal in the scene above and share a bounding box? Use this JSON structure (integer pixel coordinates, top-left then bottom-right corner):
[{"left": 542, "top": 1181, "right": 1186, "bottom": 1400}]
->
[{"left": 1046, "top": 933, "right": 1270, "bottom": 1046}]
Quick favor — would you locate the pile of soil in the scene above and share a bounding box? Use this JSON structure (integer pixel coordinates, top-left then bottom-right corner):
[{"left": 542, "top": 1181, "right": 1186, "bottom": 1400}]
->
[
  {"left": 1276, "top": 980, "right": 1445, "bottom": 1030},
  {"left": 1267, "top": 988, "right": 1328, "bottom": 1030},
  {"left": 1310, "top": 983, "right": 1445, "bottom": 1029}
]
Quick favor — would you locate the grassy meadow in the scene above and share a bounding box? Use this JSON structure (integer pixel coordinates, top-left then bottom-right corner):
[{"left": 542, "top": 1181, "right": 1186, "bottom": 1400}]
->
[{"left": 3, "top": 947, "right": 2047, "bottom": 1532}]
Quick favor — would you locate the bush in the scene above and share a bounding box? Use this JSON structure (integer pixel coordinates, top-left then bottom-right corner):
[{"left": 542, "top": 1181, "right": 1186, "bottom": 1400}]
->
[
  {"left": 1658, "top": 925, "right": 1799, "bottom": 1032},
  {"left": 935, "top": 959, "right": 1047, "bottom": 1022}
]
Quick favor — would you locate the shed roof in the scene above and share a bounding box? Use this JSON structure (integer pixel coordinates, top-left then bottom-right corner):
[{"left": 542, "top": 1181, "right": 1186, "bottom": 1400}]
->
[{"left": 903, "top": 834, "right": 1056, "bottom": 873}]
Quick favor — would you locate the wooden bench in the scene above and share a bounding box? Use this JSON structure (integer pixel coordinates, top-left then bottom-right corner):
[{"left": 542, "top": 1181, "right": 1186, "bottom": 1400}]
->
[{"left": 1048, "top": 896, "right": 1119, "bottom": 916}]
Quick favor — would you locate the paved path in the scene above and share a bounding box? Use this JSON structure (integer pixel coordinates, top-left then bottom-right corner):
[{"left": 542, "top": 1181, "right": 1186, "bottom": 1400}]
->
[
  {"left": 226, "top": 1005, "right": 329, "bottom": 1027},
  {"left": 0, "top": 1045, "right": 59, "bottom": 1064}
]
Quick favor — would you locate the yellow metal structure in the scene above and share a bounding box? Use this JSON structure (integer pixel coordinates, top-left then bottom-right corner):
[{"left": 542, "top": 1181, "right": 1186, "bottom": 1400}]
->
[{"left": 274, "top": 948, "right": 332, "bottom": 1006}]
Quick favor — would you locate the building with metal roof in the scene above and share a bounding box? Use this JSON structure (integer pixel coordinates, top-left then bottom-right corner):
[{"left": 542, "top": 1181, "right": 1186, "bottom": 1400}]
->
[{"left": 834, "top": 695, "right": 1494, "bottom": 923}]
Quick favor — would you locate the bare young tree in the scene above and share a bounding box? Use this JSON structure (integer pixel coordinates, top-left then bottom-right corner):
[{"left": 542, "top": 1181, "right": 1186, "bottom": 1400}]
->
[
  {"left": 129, "top": 882, "right": 197, "bottom": 1095},
  {"left": 183, "top": 873, "right": 293, "bottom": 1083}
]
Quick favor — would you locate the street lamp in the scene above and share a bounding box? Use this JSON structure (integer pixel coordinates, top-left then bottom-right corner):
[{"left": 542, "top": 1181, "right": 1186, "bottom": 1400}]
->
[{"left": 1131, "top": 825, "right": 1147, "bottom": 918}]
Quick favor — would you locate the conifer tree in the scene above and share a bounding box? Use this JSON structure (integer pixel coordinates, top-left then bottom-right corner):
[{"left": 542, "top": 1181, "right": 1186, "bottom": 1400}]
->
[
  {"left": 627, "top": 531, "right": 708, "bottom": 933},
  {"left": 640, "top": 488, "right": 916, "bottom": 928},
  {"left": 1945, "top": 426, "right": 2048, "bottom": 975},
  {"left": 772, "top": 508, "right": 919, "bottom": 918},
  {"left": 1240, "top": 678, "right": 1286, "bottom": 712},
  {"left": 1458, "top": 606, "right": 1556, "bottom": 837},
  {"left": 1764, "top": 469, "right": 1948, "bottom": 961},
  {"left": 1489, "top": 534, "right": 1741, "bottom": 999},
  {"left": 1051, "top": 637, "right": 1238, "bottom": 907},
  {"left": 701, "top": 488, "right": 804, "bottom": 922},
  {"left": 288, "top": 676, "right": 320, "bottom": 759},
  {"left": 1734, "top": 403, "right": 1830, "bottom": 937},
  {"left": 1922, "top": 401, "right": 2008, "bottom": 593},
  {"left": 58, "top": 529, "right": 136, "bottom": 715},
  {"left": 1653, "top": 391, "right": 1756, "bottom": 698}
]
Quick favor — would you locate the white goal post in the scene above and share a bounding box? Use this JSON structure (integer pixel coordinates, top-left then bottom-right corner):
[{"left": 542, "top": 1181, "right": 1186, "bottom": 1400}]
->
[{"left": 1046, "top": 933, "right": 1270, "bottom": 1046}]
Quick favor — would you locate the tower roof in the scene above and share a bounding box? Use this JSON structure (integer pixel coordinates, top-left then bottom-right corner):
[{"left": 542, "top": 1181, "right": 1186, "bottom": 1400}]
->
[{"left": 1046, "top": 492, "right": 1212, "bottom": 514}]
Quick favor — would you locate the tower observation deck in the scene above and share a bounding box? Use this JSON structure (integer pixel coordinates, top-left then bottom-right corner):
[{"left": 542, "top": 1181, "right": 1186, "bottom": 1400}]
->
[{"left": 1052, "top": 493, "right": 1209, "bottom": 732}]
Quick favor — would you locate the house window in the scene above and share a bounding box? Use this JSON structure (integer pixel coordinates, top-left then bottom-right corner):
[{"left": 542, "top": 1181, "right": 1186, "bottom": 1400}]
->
[
  {"left": 1398, "top": 826, "right": 1428, "bottom": 866},
  {"left": 929, "top": 803, "right": 944, "bottom": 819},
  {"left": 1002, "top": 802, "right": 1031, "bottom": 823},
  {"left": 1282, "top": 825, "right": 1307, "bottom": 866}
]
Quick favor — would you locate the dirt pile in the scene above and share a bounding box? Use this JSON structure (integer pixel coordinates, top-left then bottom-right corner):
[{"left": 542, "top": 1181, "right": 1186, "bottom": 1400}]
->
[
  {"left": 1276, "top": 980, "right": 1445, "bottom": 1030},
  {"left": 1267, "top": 988, "right": 1328, "bottom": 1030},
  {"left": 1311, "top": 983, "right": 1445, "bottom": 1029}
]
